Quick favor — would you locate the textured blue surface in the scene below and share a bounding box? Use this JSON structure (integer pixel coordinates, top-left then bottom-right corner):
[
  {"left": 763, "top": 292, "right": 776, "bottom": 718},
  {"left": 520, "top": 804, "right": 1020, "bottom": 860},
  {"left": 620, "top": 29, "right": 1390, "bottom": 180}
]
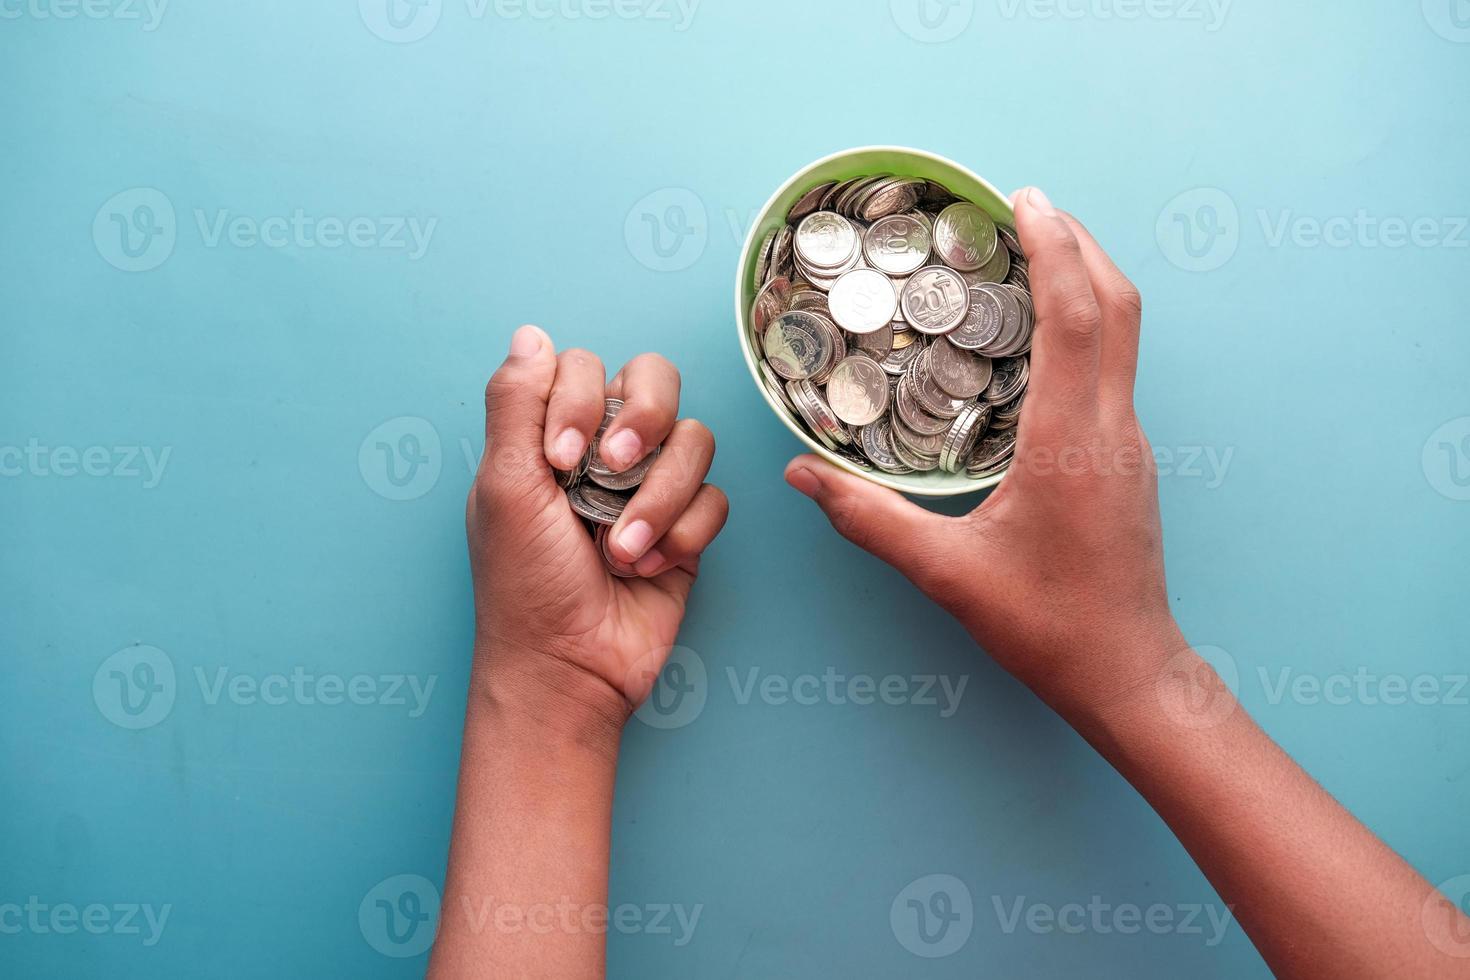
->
[{"left": 4, "top": 1, "right": 1469, "bottom": 976}]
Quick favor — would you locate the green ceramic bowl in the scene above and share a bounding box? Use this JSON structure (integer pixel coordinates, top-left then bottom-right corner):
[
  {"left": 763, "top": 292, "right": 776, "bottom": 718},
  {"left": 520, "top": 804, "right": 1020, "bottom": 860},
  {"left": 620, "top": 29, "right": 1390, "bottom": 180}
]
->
[{"left": 734, "top": 145, "right": 1016, "bottom": 497}]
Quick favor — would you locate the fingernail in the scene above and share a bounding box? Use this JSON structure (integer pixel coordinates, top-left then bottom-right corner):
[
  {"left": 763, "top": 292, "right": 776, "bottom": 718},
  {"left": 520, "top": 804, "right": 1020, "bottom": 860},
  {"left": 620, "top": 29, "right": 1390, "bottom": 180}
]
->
[
  {"left": 785, "top": 467, "right": 820, "bottom": 499},
  {"left": 603, "top": 429, "right": 642, "bottom": 470},
  {"left": 616, "top": 519, "right": 655, "bottom": 560},
  {"left": 508, "top": 325, "right": 543, "bottom": 358},
  {"left": 633, "top": 548, "right": 666, "bottom": 577},
  {"left": 552, "top": 429, "right": 585, "bottom": 469},
  {"left": 1026, "top": 187, "right": 1056, "bottom": 217}
]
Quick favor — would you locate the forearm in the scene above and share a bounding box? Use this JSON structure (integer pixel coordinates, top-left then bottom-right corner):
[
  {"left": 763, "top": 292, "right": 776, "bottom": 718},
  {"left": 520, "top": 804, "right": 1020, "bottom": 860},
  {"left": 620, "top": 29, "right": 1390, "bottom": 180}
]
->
[
  {"left": 1067, "top": 633, "right": 1463, "bottom": 979},
  {"left": 429, "top": 653, "right": 628, "bottom": 979}
]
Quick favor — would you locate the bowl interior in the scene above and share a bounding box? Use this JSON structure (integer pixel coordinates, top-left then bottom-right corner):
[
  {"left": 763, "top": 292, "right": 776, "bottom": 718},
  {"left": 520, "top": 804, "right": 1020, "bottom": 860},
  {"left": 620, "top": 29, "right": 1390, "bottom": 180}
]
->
[{"left": 735, "top": 146, "right": 1016, "bottom": 498}]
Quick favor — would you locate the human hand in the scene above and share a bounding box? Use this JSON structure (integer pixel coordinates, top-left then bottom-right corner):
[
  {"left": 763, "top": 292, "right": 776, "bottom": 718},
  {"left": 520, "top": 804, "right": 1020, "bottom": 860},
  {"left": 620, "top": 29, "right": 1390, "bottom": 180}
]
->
[
  {"left": 784, "top": 188, "right": 1180, "bottom": 724},
  {"left": 467, "top": 326, "right": 728, "bottom": 732}
]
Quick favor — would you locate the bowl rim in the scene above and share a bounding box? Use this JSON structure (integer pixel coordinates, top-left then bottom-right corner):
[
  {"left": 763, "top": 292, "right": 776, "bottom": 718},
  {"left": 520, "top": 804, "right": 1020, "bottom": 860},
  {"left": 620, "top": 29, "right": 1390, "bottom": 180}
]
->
[{"left": 734, "top": 144, "right": 1013, "bottom": 498}]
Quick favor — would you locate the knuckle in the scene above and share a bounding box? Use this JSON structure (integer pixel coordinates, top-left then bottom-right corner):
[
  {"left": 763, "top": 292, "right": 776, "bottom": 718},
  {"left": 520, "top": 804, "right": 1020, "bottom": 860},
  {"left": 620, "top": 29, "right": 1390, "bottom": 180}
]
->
[
  {"left": 703, "top": 483, "right": 729, "bottom": 520},
  {"left": 1109, "top": 280, "right": 1143, "bottom": 321},
  {"left": 673, "top": 418, "right": 715, "bottom": 454},
  {"left": 630, "top": 480, "right": 680, "bottom": 518},
  {"left": 631, "top": 351, "right": 678, "bottom": 377},
  {"left": 556, "top": 388, "right": 605, "bottom": 422},
  {"left": 560, "top": 347, "right": 604, "bottom": 373},
  {"left": 484, "top": 369, "right": 529, "bottom": 409},
  {"left": 1049, "top": 295, "right": 1103, "bottom": 345}
]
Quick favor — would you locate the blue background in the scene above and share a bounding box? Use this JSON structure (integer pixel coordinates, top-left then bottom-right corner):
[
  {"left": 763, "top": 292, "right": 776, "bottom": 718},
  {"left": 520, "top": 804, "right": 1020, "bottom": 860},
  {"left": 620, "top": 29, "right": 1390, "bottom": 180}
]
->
[{"left": 4, "top": 0, "right": 1469, "bottom": 976}]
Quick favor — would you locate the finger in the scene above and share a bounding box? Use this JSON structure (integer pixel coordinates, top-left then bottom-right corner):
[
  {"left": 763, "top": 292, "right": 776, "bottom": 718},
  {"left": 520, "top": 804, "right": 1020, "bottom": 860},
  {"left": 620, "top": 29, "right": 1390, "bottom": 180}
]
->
[
  {"left": 608, "top": 419, "right": 715, "bottom": 564},
  {"left": 543, "top": 349, "right": 607, "bottom": 470},
  {"left": 600, "top": 353, "right": 680, "bottom": 472},
  {"left": 631, "top": 482, "right": 730, "bottom": 578},
  {"left": 1011, "top": 187, "right": 1102, "bottom": 426},
  {"left": 783, "top": 455, "right": 952, "bottom": 592},
  {"left": 1059, "top": 212, "right": 1143, "bottom": 416},
  {"left": 483, "top": 325, "right": 557, "bottom": 488}
]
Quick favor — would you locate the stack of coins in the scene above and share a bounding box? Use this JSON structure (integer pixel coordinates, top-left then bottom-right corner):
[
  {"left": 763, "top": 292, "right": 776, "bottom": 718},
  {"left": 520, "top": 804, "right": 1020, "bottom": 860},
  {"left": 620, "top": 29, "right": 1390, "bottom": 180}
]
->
[
  {"left": 555, "top": 398, "right": 660, "bottom": 576},
  {"left": 748, "top": 175, "right": 1031, "bottom": 481}
]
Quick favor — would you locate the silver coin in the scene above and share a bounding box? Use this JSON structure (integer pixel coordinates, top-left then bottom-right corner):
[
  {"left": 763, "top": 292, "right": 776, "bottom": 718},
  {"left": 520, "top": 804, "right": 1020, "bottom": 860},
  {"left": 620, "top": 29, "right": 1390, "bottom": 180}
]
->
[
  {"left": 858, "top": 417, "right": 914, "bottom": 475},
  {"left": 928, "top": 338, "right": 993, "bottom": 399},
  {"left": 894, "top": 377, "right": 954, "bottom": 436},
  {"left": 933, "top": 202, "right": 999, "bottom": 272},
  {"left": 949, "top": 283, "right": 1005, "bottom": 350},
  {"left": 795, "top": 211, "right": 860, "bottom": 270},
  {"left": 920, "top": 180, "right": 958, "bottom": 209},
  {"left": 587, "top": 408, "right": 659, "bottom": 492},
  {"left": 985, "top": 283, "right": 1024, "bottom": 354},
  {"left": 996, "top": 221, "right": 1024, "bottom": 259},
  {"left": 909, "top": 350, "right": 969, "bottom": 418},
  {"left": 580, "top": 484, "right": 632, "bottom": 519},
  {"left": 891, "top": 437, "right": 939, "bottom": 472},
  {"left": 891, "top": 412, "right": 945, "bottom": 459},
  {"left": 962, "top": 239, "right": 1010, "bottom": 285},
  {"left": 594, "top": 524, "right": 639, "bottom": 577},
  {"left": 787, "top": 379, "right": 852, "bottom": 448},
  {"left": 847, "top": 321, "right": 894, "bottom": 360},
  {"left": 966, "top": 429, "right": 1016, "bottom": 475},
  {"left": 567, "top": 484, "right": 623, "bottom": 525},
  {"left": 837, "top": 175, "right": 887, "bottom": 217},
  {"left": 788, "top": 287, "right": 830, "bottom": 313},
  {"left": 788, "top": 182, "right": 836, "bottom": 223},
  {"left": 939, "top": 402, "right": 990, "bottom": 473},
  {"left": 763, "top": 310, "right": 833, "bottom": 380},
  {"left": 899, "top": 266, "right": 970, "bottom": 335},
  {"left": 753, "top": 227, "right": 777, "bottom": 287},
  {"left": 759, "top": 359, "right": 801, "bottom": 417},
  {"left": 825, "top": 354, "right": 891, "bottom": 426},
  {"left": 859, "top": 177, "right": 922, "bottom": 221},
  {"left": 820, "top": 177, "right": 861, "bottom": 212},
  {"left": 750, "top": 275, "right": 791, "bottom": 337},
  {"left": 786, "top": 381, "right": 838, "bottom": 450},
  {"left": 984, "top": 356, "right": 1029, "bottom": 405},
  {"left": 828, "top": 268, "right": 898, "bottom": 335},
  {"left": 863, "top": 213, "right": 932, "bottom": 276},
  {"left": 769, "top": 225, "right": 794, "bottom": 282},
  {"left": 808, "top": 313, "right": 847, "bottom": 385},
  {"left": 878, "top": 340, "right": 923, "bottom": 376},
  {"left": 793, "top": 245, "right": 859, "bottom": 291}
]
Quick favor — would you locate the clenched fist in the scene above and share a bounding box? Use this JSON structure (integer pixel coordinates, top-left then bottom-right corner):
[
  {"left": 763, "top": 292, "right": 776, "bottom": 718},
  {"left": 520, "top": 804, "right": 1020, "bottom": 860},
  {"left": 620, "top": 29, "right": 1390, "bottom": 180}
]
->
[{"left": 466, "top": 326, "right": 728, "bottom": 732}]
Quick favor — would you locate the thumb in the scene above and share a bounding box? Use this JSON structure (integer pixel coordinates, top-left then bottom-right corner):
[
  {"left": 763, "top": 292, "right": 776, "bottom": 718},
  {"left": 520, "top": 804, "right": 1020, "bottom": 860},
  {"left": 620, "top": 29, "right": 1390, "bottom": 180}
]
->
[
  {"left": 482, "top": 324, "right": 558, "bottom": 489},
  {"left": 783, "top": 455, "right": 950, "bottom": 584}
]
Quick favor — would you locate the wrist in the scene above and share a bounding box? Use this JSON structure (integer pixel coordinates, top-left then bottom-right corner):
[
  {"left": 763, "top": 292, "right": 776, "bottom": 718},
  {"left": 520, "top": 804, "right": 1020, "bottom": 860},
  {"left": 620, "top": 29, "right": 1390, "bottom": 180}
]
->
[
  {"left": 466, "top": 640, "right": 632, "bottom": 759},
  {"left": 1027, "top": 615, "right": 1191, "bottom": 741}
]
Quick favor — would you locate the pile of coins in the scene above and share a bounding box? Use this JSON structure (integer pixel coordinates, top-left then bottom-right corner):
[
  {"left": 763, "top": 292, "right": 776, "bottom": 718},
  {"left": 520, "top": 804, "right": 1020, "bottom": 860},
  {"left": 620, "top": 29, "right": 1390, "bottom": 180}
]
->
[
  {"left": 748, "top": 174, "right": 1032, "bottom": 480},
  {"left": 555, "top": 398, "right": 660, "bottom": 576}
]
